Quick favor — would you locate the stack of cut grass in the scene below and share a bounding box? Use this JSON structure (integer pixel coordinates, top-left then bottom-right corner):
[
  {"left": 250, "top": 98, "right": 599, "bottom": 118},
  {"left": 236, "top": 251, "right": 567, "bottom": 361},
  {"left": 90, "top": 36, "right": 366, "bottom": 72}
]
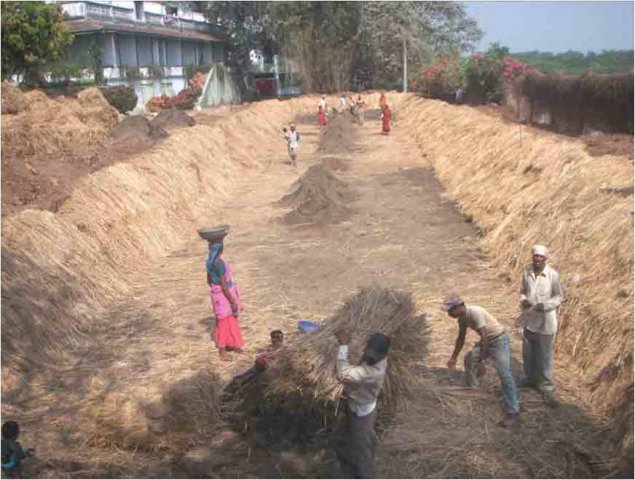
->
[
  {"left": 263, "top": 286, "right": 428, "bottom": 414},
  {"left": 401, "top": 97, "right": 633, "bottom": 475},
  {"left": 1, "top": 87, "right": 118, "bottom": 159},
  {"left": 1, "top": 81, "right": 28, "bottom": 114}
]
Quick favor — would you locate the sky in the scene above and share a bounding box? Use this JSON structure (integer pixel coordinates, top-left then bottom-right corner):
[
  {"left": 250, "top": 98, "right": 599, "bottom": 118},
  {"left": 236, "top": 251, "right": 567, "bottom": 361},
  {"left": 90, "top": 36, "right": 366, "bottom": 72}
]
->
[{"left": 465, "top": 1, "right": 634, "bottom": 53}]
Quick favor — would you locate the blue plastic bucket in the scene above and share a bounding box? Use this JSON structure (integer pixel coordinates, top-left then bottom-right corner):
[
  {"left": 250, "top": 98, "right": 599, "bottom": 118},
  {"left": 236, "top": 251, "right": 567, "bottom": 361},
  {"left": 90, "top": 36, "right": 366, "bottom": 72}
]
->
[{"left": 298, "top": 320, "right": 320, "bottom": 332}]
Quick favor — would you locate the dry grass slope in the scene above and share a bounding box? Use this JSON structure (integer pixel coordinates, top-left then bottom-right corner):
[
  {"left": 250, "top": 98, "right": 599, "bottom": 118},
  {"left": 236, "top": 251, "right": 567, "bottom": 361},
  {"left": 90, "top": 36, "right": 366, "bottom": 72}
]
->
[{"left": 401, "top": 97, "right": 633, "bottom": 473}]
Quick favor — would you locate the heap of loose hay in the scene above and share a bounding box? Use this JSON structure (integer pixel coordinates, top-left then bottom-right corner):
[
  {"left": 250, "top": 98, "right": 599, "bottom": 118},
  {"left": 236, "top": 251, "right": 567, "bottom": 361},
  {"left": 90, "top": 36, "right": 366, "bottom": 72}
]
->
[
  {"left": 1, "top": 81, "right": 27, "bottom": 114},
  {"left": 401, "top": 97, "right": 633, "bottom": 475},
  {"left": 264, "top": 286, "right": 428, "bottom": 412},
  {"left": 1, "top": 87, "right": 119, "bottom": 159},
  {"left": 279, "top": 164, "right": 353, "bottom": 225}
]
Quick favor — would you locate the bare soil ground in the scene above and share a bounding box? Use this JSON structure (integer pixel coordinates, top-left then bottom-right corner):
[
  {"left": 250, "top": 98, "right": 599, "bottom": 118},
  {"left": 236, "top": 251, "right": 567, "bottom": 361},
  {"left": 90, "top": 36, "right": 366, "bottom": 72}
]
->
[{"left": 6, "top": 105, "right": 617, "bottom": 478}]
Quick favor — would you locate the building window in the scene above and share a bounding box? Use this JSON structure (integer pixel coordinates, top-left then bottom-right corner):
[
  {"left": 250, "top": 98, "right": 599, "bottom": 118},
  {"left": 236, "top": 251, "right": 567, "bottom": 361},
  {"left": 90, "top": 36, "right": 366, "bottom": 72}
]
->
[
  {"left": 166, "top": 5, "right": 178, "bottom": 16},
  {"left": 134, "top": 1, "right": 144, "bottom": 21}
]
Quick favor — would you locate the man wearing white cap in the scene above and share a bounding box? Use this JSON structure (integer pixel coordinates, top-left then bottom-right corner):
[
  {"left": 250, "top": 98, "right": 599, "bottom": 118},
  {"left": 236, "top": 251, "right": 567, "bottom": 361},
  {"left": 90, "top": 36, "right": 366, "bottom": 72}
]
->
[
  {"left": 444, "top": 295, "right": 519, "bottom": 427},
  {"left": 518, "top": 244, "right": 564, "bottom": 404}
]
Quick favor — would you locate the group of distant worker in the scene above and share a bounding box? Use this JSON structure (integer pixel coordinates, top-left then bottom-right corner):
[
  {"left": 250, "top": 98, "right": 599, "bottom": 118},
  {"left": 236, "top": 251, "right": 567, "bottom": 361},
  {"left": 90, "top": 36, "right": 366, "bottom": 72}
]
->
[
  {"left": 281, "top": 92, "right": 394, "bottom": 168},
  {"left": 323, "top": 91, "right": 392, "bottom": 132},
  {"left": 196, "top": 222, "right": 563, "bottom": 478}
]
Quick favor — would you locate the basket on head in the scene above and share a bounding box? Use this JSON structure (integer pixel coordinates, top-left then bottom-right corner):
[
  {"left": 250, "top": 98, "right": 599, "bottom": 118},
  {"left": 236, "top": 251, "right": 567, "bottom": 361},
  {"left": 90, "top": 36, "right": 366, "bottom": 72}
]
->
[{"left": 197, "top": 225, "right": 230, "bottom": 242}]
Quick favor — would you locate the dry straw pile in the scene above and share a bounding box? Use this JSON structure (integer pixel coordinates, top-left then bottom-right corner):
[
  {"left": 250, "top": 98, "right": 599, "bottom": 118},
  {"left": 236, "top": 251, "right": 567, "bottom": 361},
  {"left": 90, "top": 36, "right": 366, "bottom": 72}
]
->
[
  {"left": 264, "top": 286, "right": 428, "bottom": 414},
  {"left": 1, "top": 86, "right": 118, "bottom": 159},
  {"left": 1, "top": 94, "right": 326, "bottom": 380},
  {"left": 401, "top": 97, "right": 633, "bottom": 470}
]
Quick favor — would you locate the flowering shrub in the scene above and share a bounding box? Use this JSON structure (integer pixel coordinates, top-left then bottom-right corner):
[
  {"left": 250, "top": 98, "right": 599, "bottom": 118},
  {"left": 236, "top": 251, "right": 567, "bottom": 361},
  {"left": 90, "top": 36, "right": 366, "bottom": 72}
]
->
[
  {"left": 503, "top": 56, "right": 531, "bottom": 82},
  {"left": 413, "top": 54, "right": 464, "bottom": 101},
  {"left": 412, "top": 44, "right": 532, "bottom": 105},
  {"left": 188, "top": 72, "right": 207, "bottom": 89},
  {"left": 146, "top": 86, "right": 202, "bottom": 112},
  {"left": 464, "top": 43, "right": 509, "bottom": 104}
]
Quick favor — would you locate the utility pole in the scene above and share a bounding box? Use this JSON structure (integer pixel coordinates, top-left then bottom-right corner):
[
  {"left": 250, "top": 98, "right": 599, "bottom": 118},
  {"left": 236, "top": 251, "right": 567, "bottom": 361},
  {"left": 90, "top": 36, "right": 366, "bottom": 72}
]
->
[{"left": 403, "top": 36, "right": 407, "bottom": 93}]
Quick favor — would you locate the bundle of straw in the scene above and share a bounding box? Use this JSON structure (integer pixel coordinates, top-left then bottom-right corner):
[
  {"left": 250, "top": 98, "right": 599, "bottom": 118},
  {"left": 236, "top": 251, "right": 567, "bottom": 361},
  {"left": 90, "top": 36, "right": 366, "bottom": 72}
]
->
[
  {"left": 1, "top": 81, "right": 27, "bottom": 114},
  {"left": 264, "top": 286, "right": 428, "bottom": 413}
]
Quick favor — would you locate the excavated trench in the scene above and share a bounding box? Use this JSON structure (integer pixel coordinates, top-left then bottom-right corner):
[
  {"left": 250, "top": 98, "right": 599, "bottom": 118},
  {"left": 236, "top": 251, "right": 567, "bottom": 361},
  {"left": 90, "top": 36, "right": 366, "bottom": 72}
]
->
[{"left": 1, "top": 93, "right": 631, "bottom": 477}]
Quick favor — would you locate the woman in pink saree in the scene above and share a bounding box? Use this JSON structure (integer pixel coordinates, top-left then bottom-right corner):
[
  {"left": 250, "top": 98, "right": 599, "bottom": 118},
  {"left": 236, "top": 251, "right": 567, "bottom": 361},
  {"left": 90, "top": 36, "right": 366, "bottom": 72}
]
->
[{"left": 206, "top": 236, "right": 245, "bottom": 361}]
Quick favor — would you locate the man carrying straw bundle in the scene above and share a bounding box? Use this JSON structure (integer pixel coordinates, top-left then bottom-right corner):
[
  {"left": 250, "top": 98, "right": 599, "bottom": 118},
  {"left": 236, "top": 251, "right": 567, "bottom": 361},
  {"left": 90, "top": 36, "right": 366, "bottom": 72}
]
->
[
  {"left": 444, "top": 295, "right": 519, "bottom": 427},
  {"left": 325, "top": 329, "right": 390, "bottom": 479},
  {"left": 518, "top": 244, "right": 563, "bottom": 406}
]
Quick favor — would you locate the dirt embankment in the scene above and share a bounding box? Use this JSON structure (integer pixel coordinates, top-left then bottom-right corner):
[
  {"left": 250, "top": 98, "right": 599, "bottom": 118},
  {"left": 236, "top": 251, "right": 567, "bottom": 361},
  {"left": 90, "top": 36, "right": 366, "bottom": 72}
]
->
[
  {"left": 400, "top": 97, "right": 633, "bottom": 472},
  {"left": 1, "top": 82, "right": 198, "bottom": 215}
]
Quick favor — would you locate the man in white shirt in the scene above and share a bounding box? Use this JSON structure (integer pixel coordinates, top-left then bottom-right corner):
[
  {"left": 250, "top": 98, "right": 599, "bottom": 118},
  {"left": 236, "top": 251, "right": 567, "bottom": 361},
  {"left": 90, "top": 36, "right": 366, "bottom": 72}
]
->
[
  {"left": 339, "top": 93, "right": 348, "bottom": 113},
  {"left": 326, "top": 329, "right": 389, "bottom": 479},
  {"left": 518, "top": 244, "right": 564, "bottom": 404},
  {"left": 319, "top": 94, "right": 328, "bottom": 113},
  {"left": 287, "top": 124, "right": 300, "bottom": 167}
]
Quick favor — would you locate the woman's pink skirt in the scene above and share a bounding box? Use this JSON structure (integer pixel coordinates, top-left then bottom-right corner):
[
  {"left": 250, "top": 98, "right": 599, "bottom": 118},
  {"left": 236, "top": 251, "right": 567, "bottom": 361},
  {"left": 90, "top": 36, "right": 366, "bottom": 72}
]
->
[{"left": 216, "top": 315, "right": 245, "bottom": 349}]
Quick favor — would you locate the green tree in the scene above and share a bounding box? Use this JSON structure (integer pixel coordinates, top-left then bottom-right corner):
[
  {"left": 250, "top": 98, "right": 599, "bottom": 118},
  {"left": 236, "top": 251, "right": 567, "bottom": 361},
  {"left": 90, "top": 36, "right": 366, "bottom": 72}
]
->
[
  {"left": 1, "top": 1, "right": 74, "bottom": 84},
  {"left": 195, "top": 1, "right": 482, "bottom": 93},
  {"left": 357, "top": 2, "right": 481, "bottom": 88},
  {"left": 464, "top": 43, "right": 509, "bottom": 104},
  {"left": 512, "top": 50, "right": 633, "bottom": 75}
]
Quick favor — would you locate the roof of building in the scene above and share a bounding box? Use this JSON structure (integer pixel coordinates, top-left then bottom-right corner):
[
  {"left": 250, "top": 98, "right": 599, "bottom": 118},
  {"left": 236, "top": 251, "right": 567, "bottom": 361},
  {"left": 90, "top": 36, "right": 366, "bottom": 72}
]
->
[{"left": 65, "top": 19, "right": 227, "bottom": 42}]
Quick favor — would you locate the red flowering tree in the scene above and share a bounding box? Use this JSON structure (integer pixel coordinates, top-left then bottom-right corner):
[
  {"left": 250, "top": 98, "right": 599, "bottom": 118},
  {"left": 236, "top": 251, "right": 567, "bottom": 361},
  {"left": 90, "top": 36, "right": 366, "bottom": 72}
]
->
[{"left": 413, "top": 54, "right": 464, "bottom": 101}]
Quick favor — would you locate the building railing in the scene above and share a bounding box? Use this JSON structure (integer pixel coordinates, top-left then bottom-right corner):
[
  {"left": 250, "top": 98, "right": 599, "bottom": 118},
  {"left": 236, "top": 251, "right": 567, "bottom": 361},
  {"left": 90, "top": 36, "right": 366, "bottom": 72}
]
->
[{"left": 62, "top": 1, "right": 215, "bottom": 34}]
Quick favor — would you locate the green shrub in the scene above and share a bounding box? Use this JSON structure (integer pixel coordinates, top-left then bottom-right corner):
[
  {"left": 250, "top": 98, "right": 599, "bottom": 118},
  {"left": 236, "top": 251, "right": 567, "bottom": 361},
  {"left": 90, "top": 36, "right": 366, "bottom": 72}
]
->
[
  {"left": 465, "top": 43, "right": 508, "bottom": 104},
  {"left": 101, "top": 86, "right": 137, "bottom": 113},
  {"left": 185, "top": 64, "right": 213, "bottom": 80},
  {"left": 49, "top": 64, "right": 86, "bottom": 84},
  {"left": 413, "top": 54, "right": 464, "bottom": 101}
]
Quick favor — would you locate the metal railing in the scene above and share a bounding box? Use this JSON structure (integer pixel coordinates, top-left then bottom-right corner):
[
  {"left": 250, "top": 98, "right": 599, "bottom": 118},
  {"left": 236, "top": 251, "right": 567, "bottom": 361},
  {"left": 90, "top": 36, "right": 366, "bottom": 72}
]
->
[{"left": 63, "top": 2, "right": 215, "bottom": 34}]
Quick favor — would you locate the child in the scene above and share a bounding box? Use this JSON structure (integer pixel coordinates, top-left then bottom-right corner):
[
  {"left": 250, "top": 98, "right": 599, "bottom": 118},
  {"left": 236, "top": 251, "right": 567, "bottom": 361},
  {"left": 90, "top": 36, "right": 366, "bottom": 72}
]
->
[{"left": 2, "top": 421, "right": 34, "bottom": 478}]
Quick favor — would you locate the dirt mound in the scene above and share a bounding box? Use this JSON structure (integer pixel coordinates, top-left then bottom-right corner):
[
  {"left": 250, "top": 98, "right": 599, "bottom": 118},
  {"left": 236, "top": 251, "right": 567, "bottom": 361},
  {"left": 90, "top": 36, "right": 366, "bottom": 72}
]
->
[
  {"left": 152, "top": 110, "right": 196, "bottom": 130},
  {"left": 279, "top": 164, "right": 352, "bottom": 225},
  {"left": 318, "top": 114, "right": 359, "bottom": 154},
  {"left": 109, "top": 116, "right": 168, "bottom": 145},
  {"left": 320, "top": 156, "right": 349, "bottom": 171},
  {"left": 1, "top": 81, "right": 27, "bottom": 114}
]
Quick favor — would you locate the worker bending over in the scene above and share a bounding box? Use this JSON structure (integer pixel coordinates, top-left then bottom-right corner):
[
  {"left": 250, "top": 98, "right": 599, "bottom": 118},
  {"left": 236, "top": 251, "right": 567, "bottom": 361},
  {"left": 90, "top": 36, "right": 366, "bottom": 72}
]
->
[{"left": 444, "top": 295, "right": 519, "bottom": 427}]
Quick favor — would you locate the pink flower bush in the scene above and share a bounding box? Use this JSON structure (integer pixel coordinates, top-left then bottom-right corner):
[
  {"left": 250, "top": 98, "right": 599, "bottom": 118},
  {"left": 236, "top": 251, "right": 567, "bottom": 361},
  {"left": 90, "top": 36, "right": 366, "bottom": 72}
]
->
[{"left": 503, "top": 56, "right": 531, "bottom": 82}]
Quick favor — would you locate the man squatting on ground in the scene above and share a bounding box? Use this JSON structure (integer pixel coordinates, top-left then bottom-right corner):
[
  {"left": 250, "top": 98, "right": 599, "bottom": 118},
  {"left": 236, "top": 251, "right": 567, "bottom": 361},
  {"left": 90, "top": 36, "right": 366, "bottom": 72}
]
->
[
  {"left": 444, "top": 295, "right": 520, "bottom": 427},
  {"left": 325, "top": 329, "right": 390, "bottom": 479},
  {"left": 518, "top": 244, "right": 563, "bottom": 405}
]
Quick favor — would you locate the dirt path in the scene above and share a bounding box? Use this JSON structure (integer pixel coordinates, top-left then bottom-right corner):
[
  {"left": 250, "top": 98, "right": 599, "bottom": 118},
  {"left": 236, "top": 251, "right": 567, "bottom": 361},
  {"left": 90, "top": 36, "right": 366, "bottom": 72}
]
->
[{"left": 23, "top": 106, "right": 614, "bottom": 478}]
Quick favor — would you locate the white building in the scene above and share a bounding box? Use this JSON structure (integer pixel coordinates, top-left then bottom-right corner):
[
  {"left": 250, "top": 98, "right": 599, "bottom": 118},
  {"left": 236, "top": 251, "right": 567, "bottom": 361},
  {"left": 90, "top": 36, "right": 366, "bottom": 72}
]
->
[{"left": 59, "top": 1, "right": 238, "bottom": 108}]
